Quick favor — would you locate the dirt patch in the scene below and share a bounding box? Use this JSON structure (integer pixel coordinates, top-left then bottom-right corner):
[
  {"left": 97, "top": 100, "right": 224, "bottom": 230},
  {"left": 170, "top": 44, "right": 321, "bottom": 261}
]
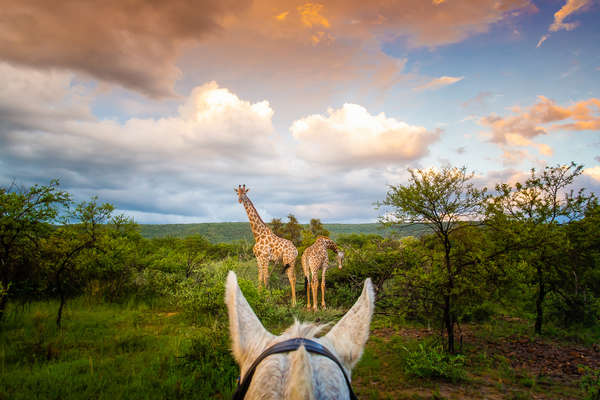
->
[{"left": 469, "top": 332, "right": 600, "bottom": 383}]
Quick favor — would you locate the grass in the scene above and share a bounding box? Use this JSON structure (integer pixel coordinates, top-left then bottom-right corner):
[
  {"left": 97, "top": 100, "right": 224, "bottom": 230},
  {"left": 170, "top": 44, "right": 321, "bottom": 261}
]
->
[
  {"left": 1, "top": 282, "right": 595, "bottom": 400},
  {"left": 0, "top": 300, "right": 237, "bottom": 400}
]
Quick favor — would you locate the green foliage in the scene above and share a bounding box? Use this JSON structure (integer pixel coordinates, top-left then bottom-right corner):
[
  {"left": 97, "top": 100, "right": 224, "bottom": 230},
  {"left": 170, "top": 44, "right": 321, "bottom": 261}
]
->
[
  {"left": 0, "top": 180, "right": 71, "bottom": 317},
  {"left": 400, "top": 342, "right": 467, "bottom": 382},
  {"left": 485, "top": 163, "right": 596, "bottom": 333},
  {"left": 309, "top": 218, "right": 330, "bottom": 237},
  {"left": 580, "top": 366, "right": 600, "bottom": 400},
  {"left": 378, "top": 166, "right": 488, "bottom": 353}
]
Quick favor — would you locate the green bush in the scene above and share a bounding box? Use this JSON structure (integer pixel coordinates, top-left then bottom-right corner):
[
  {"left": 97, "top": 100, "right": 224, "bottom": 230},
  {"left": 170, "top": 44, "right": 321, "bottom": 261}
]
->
[
  {"left": 400, "top": 342, "right": 467, "bottom": 382},
  {"left": 580, "top": 366, "right": 600, "bottom": 400},
  {"left": 177, "top": 326, "right": 238, "bottom": 398}
]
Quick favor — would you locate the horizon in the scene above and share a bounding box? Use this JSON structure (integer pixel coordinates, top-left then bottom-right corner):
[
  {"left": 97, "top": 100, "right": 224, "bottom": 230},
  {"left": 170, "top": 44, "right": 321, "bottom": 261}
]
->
[{"left": 1, "top": 0, "right": 599, "bottom": 224}]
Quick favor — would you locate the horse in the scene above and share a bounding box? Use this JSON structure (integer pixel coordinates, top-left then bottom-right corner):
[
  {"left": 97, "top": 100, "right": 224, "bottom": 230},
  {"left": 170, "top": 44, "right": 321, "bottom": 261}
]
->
[{"left": 225, "top": 271, "right": 374, "bottom": 399}]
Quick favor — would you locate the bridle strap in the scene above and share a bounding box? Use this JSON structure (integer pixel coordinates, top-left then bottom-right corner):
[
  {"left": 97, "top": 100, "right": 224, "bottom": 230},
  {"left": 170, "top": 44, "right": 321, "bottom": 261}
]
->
[{"left": 232, "top": 337, "right": 358, "bottom": 400}]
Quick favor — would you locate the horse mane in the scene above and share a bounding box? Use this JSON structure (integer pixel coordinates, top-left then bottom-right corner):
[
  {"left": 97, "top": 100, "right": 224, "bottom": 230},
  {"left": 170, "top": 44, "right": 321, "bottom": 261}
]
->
[{"left": 280, "top": 319, "right": 329, "bottom": 339}]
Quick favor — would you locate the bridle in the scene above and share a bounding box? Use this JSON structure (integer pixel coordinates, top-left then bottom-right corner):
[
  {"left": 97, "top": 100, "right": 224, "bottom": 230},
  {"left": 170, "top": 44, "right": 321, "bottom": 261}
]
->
[{"left": 232, "top": 337, "right": 358, "bottom": 400}]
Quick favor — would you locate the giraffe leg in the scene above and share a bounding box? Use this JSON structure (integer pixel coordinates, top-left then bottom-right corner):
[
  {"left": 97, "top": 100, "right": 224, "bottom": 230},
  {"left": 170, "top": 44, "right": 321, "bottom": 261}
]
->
[
  {"left": 306, "top": 273, "right": 311, "bottom": 309},
  {"left": 263, "top": 263, "right": 270, "bottom": 288},
  {"left": 311, "top": 274, "right": 319, "bottom": 311},
  {"left": 286, "top": 261, "right": 297, "bottom": 307},
  {"left": 257, "top": 257, "right": 268, "bottom": 290},
  {"left": 321, "top": 267, "right": 327, "bottom": 309}
]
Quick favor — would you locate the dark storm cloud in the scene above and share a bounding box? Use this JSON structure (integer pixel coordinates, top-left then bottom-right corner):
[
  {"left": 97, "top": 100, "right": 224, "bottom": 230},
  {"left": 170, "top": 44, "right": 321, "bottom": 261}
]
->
[{"left": 0, "top": 0, "right": 251, "bottom": 97}]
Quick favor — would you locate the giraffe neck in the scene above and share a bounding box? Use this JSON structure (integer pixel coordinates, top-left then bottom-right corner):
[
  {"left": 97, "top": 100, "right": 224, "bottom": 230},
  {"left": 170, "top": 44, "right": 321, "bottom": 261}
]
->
[
  {"left": 241, "top": 196, "right": 271, "bottom": 239},
  {"left": 319, "top": 237, "right": 339, "bottom": 253}
]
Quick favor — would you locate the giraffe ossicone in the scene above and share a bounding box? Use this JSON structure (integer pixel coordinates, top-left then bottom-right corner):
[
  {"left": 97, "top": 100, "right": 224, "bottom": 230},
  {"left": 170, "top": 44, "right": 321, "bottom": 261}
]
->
[{"left": 235, "top": 184, "right": 299, "bottom": 306}]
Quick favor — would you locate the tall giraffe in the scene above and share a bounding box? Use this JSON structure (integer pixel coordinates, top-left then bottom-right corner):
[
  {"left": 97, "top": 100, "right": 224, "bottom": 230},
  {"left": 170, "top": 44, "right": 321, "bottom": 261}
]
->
[
  {"left": 235, "top": 184, "right": 298, "bottom": 306},
  {"left": 301, "top": 236, "right": 344, "bottom": 311}
]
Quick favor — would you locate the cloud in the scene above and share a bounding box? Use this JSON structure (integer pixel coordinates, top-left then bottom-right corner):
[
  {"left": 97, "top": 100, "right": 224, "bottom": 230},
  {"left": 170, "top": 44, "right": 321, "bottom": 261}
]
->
[
  {"left": 415, "top": 76, "right": 464, "bottom": 91},
  {"left": 462, "top": 91, "right": 494, "bottom": 109},
  {"left": 0, "top": 65, "right": 410, "bottom": 224},
  {"left": 291, "top": 103, "right": 441, "bottom": 167},
  {"left": 0, "top": 65, "right": 286, "bottom": 218},
  {"left": 549, "top": 0, "right": 591, "bottom": 32},
  {"left": 479, "top": 95, "right": 600, "bottom": 162},
  {"left": 0, "top": 0, "right": 251, "bottom": 97},
  {"left": 0, "top": 0, "right": 535, "bottom": 99},
  {"left": 298, "top": 3, "right": 330, "bottom": 28},
  {"left": 537, "top": 0, "right": 592, "bottom": 47},
  {"left": 536, "top": 34, "right": 549, "bottom": 48},
  {"left": 584, "top": 166, "right": 600, "bottom": 182}
]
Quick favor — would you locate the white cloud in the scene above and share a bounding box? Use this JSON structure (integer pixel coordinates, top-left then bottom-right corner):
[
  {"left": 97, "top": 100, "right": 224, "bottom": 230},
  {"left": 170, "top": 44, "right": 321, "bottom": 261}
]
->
[
  {"left": 415, "top": 76, "right": 464, "bottom": 91},
  {"left": 584, "top": 166, "right": 600, "bottom": 182},
  {"left": 291, "top": 103, "right": 440, "bottom": 167}
]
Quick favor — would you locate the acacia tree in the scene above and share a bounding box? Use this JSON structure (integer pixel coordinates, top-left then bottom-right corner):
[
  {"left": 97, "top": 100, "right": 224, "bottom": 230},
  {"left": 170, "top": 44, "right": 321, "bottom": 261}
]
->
[
  {"left": 379, "top": 166, "right": 487, "bottom": 353},
  {"left": 43, "top": 198, "right": 114, "bottom": 328},
  {"left": 0, "top": 180, "right": 70, "bottom": 321},
  {"left": 485, "top": 163, "right": 593, "bottom": 334}
]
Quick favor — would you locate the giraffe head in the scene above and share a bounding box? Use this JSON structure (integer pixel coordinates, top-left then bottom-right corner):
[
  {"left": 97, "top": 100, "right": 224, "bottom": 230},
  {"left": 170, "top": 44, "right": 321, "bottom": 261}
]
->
[
  {"left": 336, "top": 250, "right": 344, "bottom": 269},
  {"left": 234, "top": 184, "right": 250, "bottom": 203}
]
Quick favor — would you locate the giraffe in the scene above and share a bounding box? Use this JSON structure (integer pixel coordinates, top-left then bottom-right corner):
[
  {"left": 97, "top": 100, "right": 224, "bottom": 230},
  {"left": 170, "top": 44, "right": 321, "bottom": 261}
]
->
[
  {"left": 301, "top": 236, "right": 344, "bottom": 311},
  {"left": 235, "top": 184, "right": 298, "bottom": 306}
]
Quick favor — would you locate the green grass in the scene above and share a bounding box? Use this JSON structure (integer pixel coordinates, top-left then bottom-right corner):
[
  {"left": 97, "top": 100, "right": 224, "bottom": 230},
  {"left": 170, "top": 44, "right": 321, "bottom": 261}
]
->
[{"left": 0, "top": 300, "right": 237, "bottom": 400}]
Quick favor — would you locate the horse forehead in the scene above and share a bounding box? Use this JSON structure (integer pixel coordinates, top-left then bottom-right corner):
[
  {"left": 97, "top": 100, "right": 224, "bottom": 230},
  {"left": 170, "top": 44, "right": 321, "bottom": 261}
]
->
[{"left": 249, "top": 352, "right": 348, "bottom": 399}]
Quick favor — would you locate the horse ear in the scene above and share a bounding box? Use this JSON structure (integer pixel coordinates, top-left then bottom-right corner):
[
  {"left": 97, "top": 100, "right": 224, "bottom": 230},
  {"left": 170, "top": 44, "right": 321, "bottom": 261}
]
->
[
  {"left": 225, "top": 271, "right": 273, "bottom": 369},
  {"left": 324, "top": 278, "right": 374, "bottom": 369}
]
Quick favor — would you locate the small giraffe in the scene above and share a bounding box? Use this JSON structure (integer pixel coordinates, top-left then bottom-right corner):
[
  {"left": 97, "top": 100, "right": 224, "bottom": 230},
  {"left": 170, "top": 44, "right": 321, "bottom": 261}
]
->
[
  {"left": 301, "top": 236, "right": 344, "bottom": 311},
  {"left": 235, "top": 185, "right": 299, "bottom": 306}
]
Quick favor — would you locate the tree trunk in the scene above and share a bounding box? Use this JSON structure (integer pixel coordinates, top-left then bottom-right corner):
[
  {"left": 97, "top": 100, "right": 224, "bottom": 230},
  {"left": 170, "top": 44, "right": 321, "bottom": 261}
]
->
[
  {"left": 444, "top": 295, "right": 455, "bottom": 353},
  {"left": 0, "top": 294, "right": 7, "bottom": 323},
  {"left": 444, "top": 237, "right": 455, "bottom": 353},
  {"left": 535, "top": 264, "right": 545, "bottom": 335},
  {"left": 56, "top": 270, "right": 65, "bottom": 328}
]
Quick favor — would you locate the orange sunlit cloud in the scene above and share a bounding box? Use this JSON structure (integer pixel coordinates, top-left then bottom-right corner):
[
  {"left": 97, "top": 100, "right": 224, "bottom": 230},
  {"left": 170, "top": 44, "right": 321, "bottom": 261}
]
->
[
  {"left": 480, "top": 96, "right": 600, "bottom": 161},
  {"left": 298, "top": 3, "right": 330, "bottom": 28},
  {"left": 275, "top": 11, "right": 289, "bottom": 20},
  {"left": 537, "top": 0, "right": 592, "bottom": 47}
]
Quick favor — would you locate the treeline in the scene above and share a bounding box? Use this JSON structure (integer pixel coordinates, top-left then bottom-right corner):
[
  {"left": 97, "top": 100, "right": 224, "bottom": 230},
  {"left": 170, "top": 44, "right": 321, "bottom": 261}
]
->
[
  {"left": 136, "top": 222, "right": 425, "bottom": 242},
  {"left": 1, "top": 163, "right": 599, "bottom": 356}
]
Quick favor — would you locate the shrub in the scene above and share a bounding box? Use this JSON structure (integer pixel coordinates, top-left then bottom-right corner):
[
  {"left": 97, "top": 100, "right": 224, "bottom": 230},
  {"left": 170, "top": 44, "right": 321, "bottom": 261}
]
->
[
  {"left": 400, "top": 342, "right": 467, "bottom": 382},
  {"left": 580, "top": 366, "right": 600, "bottom": 400}
]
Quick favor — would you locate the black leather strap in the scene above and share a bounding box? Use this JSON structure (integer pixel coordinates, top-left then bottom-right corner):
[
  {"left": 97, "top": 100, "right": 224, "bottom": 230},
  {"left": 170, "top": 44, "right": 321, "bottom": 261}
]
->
[{"left": 232, "top": 337, "right": 358, "bottom": 400}]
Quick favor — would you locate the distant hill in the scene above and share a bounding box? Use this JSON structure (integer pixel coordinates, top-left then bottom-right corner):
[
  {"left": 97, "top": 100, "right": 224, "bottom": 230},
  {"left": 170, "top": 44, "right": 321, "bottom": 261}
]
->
[{"left": 137, "top": 222, "right": 428, "bottom": 243}]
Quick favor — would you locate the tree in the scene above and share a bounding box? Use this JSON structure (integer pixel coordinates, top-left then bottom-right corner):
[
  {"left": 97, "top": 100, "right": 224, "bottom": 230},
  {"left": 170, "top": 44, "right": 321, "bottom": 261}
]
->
[
  {"left": 179, "top": 234, "right": 211, "bottom": 278},
  {"left": 0, "top": 180, "right": 70, "bottom": 321},
  {"left": 309, "top": 218, "right": 330, "bottom": 237},
  {"left": 269, "top": 218, "right": 285, "bottom": 237},
  {"left": 42, "top": 198, "right": 114, "bottom": 328},
  {"left": 486, "top": 163, "right": 593, "bottom": 333},
  {"left": 379, "top": 166, "right": 487, "bottom": 353},
  {"left": 283, "top": 214, "right": 302, "bottom": 246}
]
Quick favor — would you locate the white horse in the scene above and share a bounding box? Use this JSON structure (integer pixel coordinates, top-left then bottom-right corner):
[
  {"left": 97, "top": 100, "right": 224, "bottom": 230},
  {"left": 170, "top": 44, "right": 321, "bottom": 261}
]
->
[{"left": 225, "top": 271, "right": 374, "bottom": 399}]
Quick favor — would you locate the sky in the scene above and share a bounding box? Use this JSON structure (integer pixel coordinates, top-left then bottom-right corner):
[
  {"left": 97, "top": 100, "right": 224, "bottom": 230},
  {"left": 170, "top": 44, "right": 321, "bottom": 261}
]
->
[{"left": 1, "top": 0, "right": 599, "bottom": 224}]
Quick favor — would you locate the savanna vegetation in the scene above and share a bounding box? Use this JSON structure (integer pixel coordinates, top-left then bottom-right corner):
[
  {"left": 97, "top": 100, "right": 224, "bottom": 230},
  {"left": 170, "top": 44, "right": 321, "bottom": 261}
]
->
[{"left": 1, "top": 163, "right": 599, "bottom": 400}]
